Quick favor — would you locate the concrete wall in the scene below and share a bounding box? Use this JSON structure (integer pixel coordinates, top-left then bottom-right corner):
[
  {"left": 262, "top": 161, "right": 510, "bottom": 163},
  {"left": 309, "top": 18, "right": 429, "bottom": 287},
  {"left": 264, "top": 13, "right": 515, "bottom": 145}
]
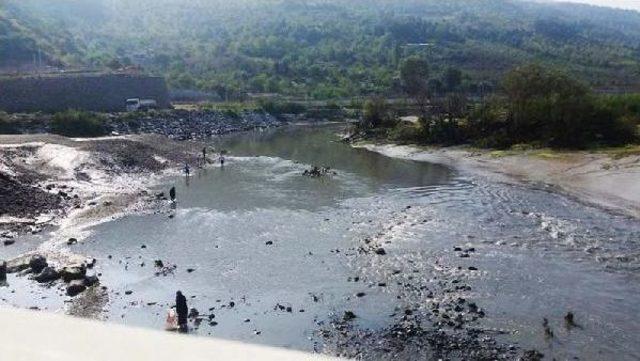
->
[
  {"left": 0, "top": 307, "right": 344, "bottom": 361},
  {"left": 0, "top": 74, "right": 170, "bottom": 113}
]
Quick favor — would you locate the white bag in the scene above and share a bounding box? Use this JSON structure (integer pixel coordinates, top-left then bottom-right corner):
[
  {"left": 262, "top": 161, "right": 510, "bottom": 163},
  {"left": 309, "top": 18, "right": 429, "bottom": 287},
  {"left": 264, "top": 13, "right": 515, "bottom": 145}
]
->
[{"left": 165, "top": 308, "right": 179, "bottom": 331}]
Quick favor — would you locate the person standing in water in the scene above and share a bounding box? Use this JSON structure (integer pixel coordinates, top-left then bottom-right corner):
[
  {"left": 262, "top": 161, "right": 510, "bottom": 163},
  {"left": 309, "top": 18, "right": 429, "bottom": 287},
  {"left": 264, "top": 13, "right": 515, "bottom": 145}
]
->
[
  {"left": 169, "top": 186, "right": 176, "bottom": 202},
  {"left": 184, "top": 162, "right": 191, "bottom": 177},
  {"left": 202, "top": 147, "right": 207, "bottom": 165},
  {"left": 220, "top": 155, "right": 225, "bottom": 167},
  {"left": 175, "top": 291, "right": 188, "bottom": 332}
]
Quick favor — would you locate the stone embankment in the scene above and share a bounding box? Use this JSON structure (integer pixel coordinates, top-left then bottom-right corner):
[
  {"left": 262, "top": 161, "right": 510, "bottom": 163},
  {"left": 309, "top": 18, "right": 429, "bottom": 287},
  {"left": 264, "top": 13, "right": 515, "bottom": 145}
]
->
[{"left": 5, "top": 109, "right": 283, "bottom": 141}]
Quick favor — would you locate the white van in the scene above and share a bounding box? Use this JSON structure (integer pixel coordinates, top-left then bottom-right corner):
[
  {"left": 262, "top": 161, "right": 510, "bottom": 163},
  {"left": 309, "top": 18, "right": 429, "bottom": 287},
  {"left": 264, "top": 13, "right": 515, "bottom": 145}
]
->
[{"left": 125, "top": 98, "right": 158, "bottom": 112}]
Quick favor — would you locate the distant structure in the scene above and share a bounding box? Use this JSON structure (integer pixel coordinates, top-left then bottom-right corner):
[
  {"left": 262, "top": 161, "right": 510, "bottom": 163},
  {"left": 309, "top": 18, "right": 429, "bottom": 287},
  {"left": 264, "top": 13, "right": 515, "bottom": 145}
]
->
[{"left": 0, "top": 73, "right": 170, "bottom": 113}]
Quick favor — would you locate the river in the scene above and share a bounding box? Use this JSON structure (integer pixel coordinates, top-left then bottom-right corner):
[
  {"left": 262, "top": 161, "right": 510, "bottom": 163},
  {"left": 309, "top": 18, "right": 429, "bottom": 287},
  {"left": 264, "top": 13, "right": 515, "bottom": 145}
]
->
[{"left": 8, "top": 124, "right": 640, "bottom": 359}]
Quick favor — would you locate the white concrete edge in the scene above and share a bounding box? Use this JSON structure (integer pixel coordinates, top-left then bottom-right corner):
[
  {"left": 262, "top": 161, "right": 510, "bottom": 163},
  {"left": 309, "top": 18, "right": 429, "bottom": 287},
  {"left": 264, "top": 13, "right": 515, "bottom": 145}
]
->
[{"left": 0, "top": 307, "right": 345, "bottom": 361}]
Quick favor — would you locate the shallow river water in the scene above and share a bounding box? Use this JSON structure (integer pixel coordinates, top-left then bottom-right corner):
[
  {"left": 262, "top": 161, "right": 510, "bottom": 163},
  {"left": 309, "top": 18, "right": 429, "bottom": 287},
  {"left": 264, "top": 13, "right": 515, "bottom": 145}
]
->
[{"left": 4, "top": 124, "right": 640, "bottom": 360}]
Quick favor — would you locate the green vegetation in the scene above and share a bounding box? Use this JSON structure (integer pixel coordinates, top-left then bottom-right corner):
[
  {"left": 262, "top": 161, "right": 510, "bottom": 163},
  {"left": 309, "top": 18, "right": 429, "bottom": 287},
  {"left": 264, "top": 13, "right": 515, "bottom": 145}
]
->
[
  {"left": 3, "top": 0, "right": 640, "bottom": 100},
  {"left": 360, "top": 64, "right": 640, "bottom": 149},
  {"left": 50, "top": 110, "right": 107, "bottom": 137}
]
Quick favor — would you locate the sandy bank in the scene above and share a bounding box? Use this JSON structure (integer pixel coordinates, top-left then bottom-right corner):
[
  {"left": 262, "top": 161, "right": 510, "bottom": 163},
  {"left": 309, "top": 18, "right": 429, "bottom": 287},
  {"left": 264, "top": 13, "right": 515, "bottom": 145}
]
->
[{"left": 356, "top": 143, "right": 640, "bottom": 218}]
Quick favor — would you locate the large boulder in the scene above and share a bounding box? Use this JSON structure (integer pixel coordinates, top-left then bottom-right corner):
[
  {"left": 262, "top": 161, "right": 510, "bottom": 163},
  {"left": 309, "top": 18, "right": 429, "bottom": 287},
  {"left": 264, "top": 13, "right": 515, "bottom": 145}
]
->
[
  {"left": 66, "top": 280, "right": 86, "bottom": 297},
  {"left": 60, "top": 265, "right": 86, "bottom": 282},
  {"left": 29, "top": 255, "right": 48, "bottom": 274},
  {"left": 33, "top": 267, "right": 60, "bottom": 283},
  {"left": 6, "top": 256, "right": 33, "bottom": 273}
]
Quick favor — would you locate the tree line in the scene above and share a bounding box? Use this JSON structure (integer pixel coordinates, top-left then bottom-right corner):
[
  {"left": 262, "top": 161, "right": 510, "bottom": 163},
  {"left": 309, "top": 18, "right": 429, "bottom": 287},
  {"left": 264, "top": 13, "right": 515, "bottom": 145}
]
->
[{"left": 359, "top": 61, "right": 640, "bottom": 149}]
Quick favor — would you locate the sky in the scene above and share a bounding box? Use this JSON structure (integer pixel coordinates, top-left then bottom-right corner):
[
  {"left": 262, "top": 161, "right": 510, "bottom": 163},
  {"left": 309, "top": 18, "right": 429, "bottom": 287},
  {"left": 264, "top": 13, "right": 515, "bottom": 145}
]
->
[{"left": 552, "top": 0, "right": 640, "bottom": 11}]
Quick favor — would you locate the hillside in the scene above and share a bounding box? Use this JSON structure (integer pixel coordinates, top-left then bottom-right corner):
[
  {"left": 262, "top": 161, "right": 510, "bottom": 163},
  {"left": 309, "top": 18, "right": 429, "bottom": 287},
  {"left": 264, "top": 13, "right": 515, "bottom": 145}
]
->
[{"left": 2, "top": 0, "right": 640, "bottom": 99}]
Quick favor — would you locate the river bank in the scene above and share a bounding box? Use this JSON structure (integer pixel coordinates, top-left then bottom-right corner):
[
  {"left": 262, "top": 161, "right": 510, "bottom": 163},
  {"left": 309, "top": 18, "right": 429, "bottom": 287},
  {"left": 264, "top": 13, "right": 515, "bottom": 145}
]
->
[
  {"left": 354, "top": 142, "right": 640, "bottom": 219},
  {"left": 0, "top": 133, "right": 209, "bottom": 301}
]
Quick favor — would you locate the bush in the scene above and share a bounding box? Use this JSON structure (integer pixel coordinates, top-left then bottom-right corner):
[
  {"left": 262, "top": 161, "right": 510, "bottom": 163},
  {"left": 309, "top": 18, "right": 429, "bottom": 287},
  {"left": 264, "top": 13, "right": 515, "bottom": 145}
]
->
[
  {"left": 361, "top": 96, "right": 397, "bottom": 129},
  {"left": 388, "top": 123, "right": 421, "bottom": 143},
  {"left": 50, "top": 110, "right": 107, "bottom": 137}
]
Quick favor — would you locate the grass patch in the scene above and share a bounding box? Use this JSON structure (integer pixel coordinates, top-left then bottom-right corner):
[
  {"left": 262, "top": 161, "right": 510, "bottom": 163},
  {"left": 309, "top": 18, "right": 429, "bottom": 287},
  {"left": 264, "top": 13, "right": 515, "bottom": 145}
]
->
[
  {"left": 51, "top": 110, "right": 107, "bottom": 137},
  {"left": 600, "top": 145, "right": 640, "bottom": 159}
]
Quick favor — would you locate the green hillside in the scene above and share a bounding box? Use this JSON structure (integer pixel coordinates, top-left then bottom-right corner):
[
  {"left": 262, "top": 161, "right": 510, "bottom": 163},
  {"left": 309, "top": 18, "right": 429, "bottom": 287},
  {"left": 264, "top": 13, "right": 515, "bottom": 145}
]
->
[{"left": 2, "top": 0, "right": 640, "bottom": 99}]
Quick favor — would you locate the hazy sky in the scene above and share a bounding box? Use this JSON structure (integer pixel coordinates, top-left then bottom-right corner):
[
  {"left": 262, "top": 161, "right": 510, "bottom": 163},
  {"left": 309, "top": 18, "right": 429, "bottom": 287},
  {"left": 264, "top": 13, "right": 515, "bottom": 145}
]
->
[{"left": 553, "top": 0, "right": 640, "bottom": 11}]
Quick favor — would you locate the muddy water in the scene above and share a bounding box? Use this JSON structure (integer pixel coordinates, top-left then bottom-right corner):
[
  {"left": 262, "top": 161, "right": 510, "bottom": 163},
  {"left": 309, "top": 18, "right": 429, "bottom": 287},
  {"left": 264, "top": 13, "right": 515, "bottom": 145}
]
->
[{"left": 5, "top": 124, "right": 640, "bottom": 359}]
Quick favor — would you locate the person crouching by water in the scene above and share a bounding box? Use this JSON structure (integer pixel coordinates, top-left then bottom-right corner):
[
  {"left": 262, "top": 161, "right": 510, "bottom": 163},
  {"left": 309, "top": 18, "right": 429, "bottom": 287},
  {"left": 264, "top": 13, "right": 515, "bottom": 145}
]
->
[{"left": 176, "top": 291, "right": 189, "bottom": 332}]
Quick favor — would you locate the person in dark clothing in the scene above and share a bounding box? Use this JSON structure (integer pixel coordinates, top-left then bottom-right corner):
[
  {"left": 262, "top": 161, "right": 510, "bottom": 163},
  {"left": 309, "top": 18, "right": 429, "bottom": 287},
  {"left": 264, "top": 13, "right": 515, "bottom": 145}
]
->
[
  {"left": 169, "top": 186, "right": 176, "bottom": 202},
  {"left": 184, "top": 162, "right": 190, "bottom": 177},
  {"left": 176, "top": 291, "right": 188, "bottom": 332}
]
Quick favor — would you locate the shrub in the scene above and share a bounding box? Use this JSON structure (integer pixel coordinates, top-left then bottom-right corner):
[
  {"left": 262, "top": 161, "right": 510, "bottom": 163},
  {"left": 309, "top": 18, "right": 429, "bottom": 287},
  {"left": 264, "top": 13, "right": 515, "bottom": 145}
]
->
[
  {"left": 388, "top": 123, "right": 421, "bottom": 143},
  {"left": 361, "top": 96, "right": 397, "bottom": 129},
  {"left": 50, "top": 110, "right": 107, "bottom": 137}
]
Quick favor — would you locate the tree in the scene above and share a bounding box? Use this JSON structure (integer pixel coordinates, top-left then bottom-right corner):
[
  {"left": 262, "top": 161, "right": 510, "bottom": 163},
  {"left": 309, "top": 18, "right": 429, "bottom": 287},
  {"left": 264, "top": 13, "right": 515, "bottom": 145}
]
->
[
  {"left": 399, "top": 57, "right": 430, "bottom": 114},
  {"left": 443, "top": 67, "right": 462, "bottom": 92},
  {"left": 361, "top": 96, "right": 395, "bottom": 129},
  {"left": 427, "top": 78, "right": 444, "bottom": 97}
]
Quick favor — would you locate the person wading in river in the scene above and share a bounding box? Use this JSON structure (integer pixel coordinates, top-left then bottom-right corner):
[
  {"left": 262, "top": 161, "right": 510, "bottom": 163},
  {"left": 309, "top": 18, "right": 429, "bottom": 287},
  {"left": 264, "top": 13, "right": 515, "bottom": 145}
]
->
[
  {"left": 184, "top": 162, "right": 191, "bottom": 177},
  {"left": 169, "top": 186, "right": 176, "bottom": 203},
  {"left": 176, "top": 291, "right": 188, "bottom": 332}
]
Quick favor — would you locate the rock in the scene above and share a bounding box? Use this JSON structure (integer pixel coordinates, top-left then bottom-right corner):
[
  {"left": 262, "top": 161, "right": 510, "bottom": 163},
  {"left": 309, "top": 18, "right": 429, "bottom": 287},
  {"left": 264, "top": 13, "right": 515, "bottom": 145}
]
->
[
  {"left": 374, "top": 248, "right": 386, "bottom": 255},
  {"left": 468, "top": 266, "right": 478, "bottom": 271},
  {"left": 356, "top": 292, "right": 366, "bottom": 298},
  {"left": 343, "top": 311, "right": 357, "bottom": 321},
  {"left": 188, "top": 308, "right": 199, "bottom": 318},
  {"left": 60, "top": 265, "right": 86, "bottom": 282},
  {"left": 67, "top": 238, "right": 78, "bottom": 245},
  {"left": 84, "top": 275, "right": 100, "bottom": 287},
  {"left": 6, "top": 256, "right": 31, "bottom": 273},
  {"left": 564, "top": 311, "right": 574, "bottom": 325},
  {"left": 265, "top": 241, "right": 273, "bottom": 246},
  {"left": 33, "top": 267, "right": 60, "bottom": 283},
  {"left": 522, "top": 350, "right": 544, "bottom": 361},
  {"left": 141, "top": 244, "right": 147, "bottom": 249},
  {"left": 154, "top": 260, "right": 164, "bottom": 268},
  {"left": 125, "top": 290, "right": 133, "bottom": 295},
  {"left": 187, "top": 268, "right": 195, "bottom": 273},
  {"left": 66, "top": 280, "right": 86, "bottom": 296},
  {"left": 0, "top": 261, "right": 6, "bottom": 282},
  {"left": 29, "top": 255, "right": 48, "bottom": 274},
  {"left": 3, "top": 239, "right": 15, "bottom": 246}
]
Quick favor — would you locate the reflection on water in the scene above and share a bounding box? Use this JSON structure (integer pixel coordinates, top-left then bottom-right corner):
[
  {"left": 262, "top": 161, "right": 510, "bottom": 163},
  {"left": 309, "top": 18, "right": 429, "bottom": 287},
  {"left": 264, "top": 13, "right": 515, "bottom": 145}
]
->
[{"left": 54, "top": 125, "right": 640, "bottom": 359}]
